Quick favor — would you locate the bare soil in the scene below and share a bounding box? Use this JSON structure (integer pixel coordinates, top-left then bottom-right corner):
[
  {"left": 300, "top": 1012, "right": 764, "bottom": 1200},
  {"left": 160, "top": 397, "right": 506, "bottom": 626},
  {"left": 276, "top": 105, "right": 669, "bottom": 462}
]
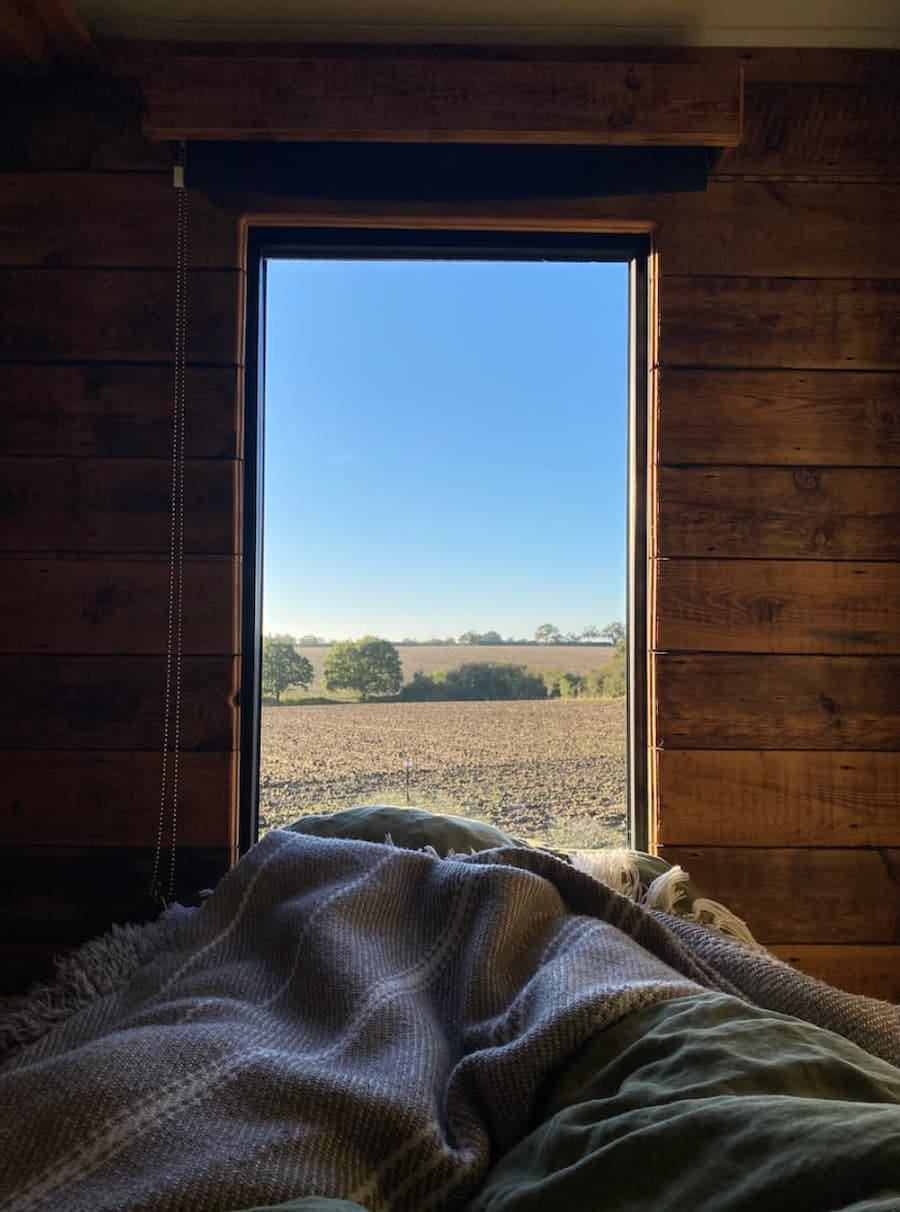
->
[{"left": 260, "top": 697, "right": 627, "bottom": 851}]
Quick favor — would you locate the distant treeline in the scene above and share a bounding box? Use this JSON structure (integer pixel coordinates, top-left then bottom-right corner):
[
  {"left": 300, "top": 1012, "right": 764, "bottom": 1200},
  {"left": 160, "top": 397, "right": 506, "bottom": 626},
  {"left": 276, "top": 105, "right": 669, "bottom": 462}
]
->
[
  {"left": 263, "top": 631, "right": 627, "bottom": 704},
  {"left": 400, "top": 649, "right": 626, "bottom": 703},
  {"left": 292, "top": 622, "right": 624, "bottom": 648}
]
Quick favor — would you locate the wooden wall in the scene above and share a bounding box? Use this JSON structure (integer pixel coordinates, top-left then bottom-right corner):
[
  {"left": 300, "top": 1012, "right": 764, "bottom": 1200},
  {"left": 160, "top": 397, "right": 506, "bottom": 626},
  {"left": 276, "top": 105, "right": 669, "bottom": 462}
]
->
[
  {"left": 1, "top": 48, "right": 898, "bottom": 999},
  {"left": 0, "top": 75, "right": 242, "bottom": 991},
  {"left": 649, "top": 53, "right": 900, "bottom": 1002}
]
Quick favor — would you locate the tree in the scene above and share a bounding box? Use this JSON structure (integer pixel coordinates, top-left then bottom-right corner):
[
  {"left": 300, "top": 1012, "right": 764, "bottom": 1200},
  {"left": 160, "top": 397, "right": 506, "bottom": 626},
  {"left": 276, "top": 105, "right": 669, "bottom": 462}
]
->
[
  {"left": 534, "top": 622, "right": 562, "bottom": 644},
  {"left": 601, "top": 621, "right": 626, "bottom": 646},
  {"left": 458, "top": 629, "right": 505, "bottom": 645},
  {"left": 323, "top": 636, "right": 403, "bottom": 701},
  {"left": 580, "top": 625, "right": 601, "bottom": 642},
  {"left": 458, "top": 630, "right": 482, "bottom": 646},
  {"left": 262, "top": 635, "right": 313, "bottom": 702}
]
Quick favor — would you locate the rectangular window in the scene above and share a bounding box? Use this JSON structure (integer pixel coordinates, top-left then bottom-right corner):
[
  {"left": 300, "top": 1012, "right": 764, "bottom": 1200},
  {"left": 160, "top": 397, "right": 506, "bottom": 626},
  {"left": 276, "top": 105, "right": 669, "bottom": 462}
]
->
[{"left": 240, "top": 230, "right": 650, "bottom": 855}]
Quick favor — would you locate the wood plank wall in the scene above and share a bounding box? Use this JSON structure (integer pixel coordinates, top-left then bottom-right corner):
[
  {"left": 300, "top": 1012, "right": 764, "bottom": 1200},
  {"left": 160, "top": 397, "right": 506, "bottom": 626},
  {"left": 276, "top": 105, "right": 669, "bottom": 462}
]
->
[
  {"left": 1, "top": 48, "right": 898, "bottom": 1000},
  {"left": 0, "top": 74, "right": 242, "bottom": 992},
  {"left": 649, "top": 51, "right": 900, "bottom": 1002}
]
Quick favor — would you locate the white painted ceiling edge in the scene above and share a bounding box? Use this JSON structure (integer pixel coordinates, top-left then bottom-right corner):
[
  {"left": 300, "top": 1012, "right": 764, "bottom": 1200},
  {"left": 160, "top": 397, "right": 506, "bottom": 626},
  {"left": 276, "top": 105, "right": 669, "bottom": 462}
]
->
[{"left": 76, "top": 0, "right": 900, "bottom": 48}]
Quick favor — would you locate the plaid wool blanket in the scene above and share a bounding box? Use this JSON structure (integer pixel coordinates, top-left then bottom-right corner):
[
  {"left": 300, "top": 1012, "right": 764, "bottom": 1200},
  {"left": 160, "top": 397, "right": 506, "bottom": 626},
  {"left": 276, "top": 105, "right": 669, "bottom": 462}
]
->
[{"left": 0, "top": 831, "right": 897, "bottom": 1212}]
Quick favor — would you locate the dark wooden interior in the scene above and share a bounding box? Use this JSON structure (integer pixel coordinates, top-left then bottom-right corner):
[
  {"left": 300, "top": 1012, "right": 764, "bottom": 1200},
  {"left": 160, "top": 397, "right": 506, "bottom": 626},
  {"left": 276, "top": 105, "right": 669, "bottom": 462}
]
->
[{"left": 1, "top": 39, "right": 898, "bottom": 999}]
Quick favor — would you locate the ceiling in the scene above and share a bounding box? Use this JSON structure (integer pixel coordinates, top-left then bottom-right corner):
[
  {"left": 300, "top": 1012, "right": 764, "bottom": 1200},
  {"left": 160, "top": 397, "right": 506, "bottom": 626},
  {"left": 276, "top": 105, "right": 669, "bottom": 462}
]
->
[{"left": 76, "top": 0, "right": 900, "bottom": 48}]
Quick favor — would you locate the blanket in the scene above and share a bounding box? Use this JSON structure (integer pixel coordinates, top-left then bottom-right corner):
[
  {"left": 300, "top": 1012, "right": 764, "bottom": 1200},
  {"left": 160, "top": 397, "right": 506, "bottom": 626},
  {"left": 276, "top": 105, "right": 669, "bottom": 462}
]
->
[{"left": 0, "top": 831, "right": 898, "bottom": 1212}]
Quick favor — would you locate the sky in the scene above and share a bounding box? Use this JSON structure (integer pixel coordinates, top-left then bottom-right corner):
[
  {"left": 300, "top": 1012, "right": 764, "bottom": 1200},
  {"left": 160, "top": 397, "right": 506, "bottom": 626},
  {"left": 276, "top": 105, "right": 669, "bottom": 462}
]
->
[{"left": 262, "top": 256, "right": 629, "bottom": 642}]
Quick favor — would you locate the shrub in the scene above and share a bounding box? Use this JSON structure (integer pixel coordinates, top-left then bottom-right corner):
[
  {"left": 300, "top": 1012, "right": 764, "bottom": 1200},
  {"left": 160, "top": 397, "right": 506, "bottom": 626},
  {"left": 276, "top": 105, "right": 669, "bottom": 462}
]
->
[{"left": 402, "top": 662, "right": 547, "bottom": 702}]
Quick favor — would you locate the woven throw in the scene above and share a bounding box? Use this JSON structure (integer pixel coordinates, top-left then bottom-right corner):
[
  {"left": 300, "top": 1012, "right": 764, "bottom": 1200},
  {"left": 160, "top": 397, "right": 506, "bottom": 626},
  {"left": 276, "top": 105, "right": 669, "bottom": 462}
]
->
[{"left": 0, "top": 832, "right": 897, "bottom": 1212}]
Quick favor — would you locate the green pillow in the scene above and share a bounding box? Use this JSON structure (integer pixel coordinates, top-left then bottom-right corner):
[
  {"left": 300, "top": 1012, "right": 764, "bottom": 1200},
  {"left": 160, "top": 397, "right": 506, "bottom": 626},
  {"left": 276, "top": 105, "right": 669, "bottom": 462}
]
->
[{"left": 286, "top": 804, "right": 532, "bottom": 856}]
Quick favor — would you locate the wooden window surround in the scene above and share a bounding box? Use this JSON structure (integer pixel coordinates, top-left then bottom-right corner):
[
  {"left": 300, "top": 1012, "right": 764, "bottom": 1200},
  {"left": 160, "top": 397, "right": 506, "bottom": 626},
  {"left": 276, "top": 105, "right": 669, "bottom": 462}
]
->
[{"left": 140, "top": 49, "right": 740, "bottom": 858}]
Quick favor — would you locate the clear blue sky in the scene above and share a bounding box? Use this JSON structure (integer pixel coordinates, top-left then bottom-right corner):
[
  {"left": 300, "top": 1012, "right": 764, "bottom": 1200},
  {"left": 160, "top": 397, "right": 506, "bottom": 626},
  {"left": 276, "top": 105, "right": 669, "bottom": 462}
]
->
[{"left": 263, "top": 257, "right": 628, "bottom": 642}]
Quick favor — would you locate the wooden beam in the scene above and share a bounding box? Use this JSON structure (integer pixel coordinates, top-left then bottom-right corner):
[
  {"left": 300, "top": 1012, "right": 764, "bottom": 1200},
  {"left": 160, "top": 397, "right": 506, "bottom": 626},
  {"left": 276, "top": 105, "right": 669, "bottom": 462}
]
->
[
  {"left": 657, "top": 751, "right": 900, "bottom": 847},
  {"left": 655, "top": 559, "right": 900, "bottom": 655},
  {"left": 0, "top": 654, "right": 238, "bottom": 751},
  {"left": 717, "top": 82, "right": 900, "bottom": 181},
  {"left": 660, "top": 846, "right": 900, "bottom": 945},
  {"left": 655, "top": 654, "right": 900, "bottom": 750},
  {"left": 0, "top": 556, "right": 239, "bottom": 654},
  {"left": 0, "top": 751, "right": 236, "bottom": 846},
  {"left": 0, "top": 173, "right": 239, "bottom": 270},
  {"left": 657, "top": 466, "right": 900, "bottom": 561},
  {"left": 658, "top": 370, "right": 900, "bottom": 467},
  {"left": 0, "top": 0, "right": 97, "bottom": 71},
  {"left": 0, "top": 458, "right": 238, "bottom": 555},
  {"left": 0, "top": 268, "right": 242, "bottom": 365},
  {"left": 661, "top": 276, "right": 900, "bottom": 371},
  {"left": 142, "top": 56, "right": 742, "bottom": 147},
  {"left": 0, "top": 365, "right": 239, "bottom": 459}
]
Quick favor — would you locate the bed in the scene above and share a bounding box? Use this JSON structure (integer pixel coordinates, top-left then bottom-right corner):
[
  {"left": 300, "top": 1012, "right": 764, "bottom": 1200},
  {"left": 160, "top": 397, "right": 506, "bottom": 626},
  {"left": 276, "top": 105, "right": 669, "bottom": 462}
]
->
[{"left": 1, "top": 806, "right": 898, "bottom": 1211}]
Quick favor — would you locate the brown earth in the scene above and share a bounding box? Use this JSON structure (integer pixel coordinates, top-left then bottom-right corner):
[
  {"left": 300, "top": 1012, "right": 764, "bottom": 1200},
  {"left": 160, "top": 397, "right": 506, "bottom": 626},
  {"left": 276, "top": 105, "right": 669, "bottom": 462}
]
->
[
  {"left": 259, "top": 696, "right": 627, "bottom": 851},
  {"left": 291, "top": 643, "right": 615, "bottom": 697}
]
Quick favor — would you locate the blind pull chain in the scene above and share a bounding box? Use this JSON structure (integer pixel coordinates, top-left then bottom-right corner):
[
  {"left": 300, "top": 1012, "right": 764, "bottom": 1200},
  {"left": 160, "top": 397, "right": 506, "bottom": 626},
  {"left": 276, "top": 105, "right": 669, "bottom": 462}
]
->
[{"left": 151, "top": 141, "right": 188, "bottom": 908}]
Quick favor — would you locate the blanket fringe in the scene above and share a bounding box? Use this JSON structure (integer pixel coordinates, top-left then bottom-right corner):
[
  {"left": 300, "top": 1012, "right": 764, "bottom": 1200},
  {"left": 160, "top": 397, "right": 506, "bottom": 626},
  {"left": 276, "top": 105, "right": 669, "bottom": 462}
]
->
[{"left": 570, "top": 849, "right": 759, "bottom": 948}]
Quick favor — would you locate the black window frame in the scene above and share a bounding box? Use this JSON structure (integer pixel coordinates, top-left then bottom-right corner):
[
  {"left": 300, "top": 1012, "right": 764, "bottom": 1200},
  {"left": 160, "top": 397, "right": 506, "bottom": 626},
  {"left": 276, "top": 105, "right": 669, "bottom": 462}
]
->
[{"left": 240, "top": 226, "right": 652, "bottom": 855}]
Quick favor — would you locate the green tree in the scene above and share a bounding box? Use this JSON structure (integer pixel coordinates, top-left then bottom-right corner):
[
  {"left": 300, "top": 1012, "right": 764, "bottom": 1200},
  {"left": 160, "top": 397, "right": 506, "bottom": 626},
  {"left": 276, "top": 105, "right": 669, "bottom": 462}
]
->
[
  {"left": 601, "top": 621, "right": 626, "bottom": 646},
  {"left": 458, "top": 629, "right": 505, "bottom": 645},
  {"left": 323, "top": 636, "right": 403, "bottom": 701},
  {"left": 262, "top": 635, "right": 314, "bottom": 702},
  {"left": 600, "top": 637, "right": 627, "bottom": 697},
  {"left": 534, "top": 622, "right": 562, "bottom": 644}
]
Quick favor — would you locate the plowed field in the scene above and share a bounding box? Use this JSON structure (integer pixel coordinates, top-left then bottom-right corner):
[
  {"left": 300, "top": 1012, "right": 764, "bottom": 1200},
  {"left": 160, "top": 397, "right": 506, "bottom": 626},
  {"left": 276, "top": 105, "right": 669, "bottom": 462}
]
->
[{"left": 260, "top": 697, "right": 627, "bottom": 851}]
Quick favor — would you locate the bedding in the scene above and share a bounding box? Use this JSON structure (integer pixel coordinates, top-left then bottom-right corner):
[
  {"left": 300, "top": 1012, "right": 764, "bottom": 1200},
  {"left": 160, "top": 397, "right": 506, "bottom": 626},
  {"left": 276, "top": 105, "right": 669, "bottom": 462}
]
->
[{"left": 0, "top": 810, "right": 897, "bottom": 1212}]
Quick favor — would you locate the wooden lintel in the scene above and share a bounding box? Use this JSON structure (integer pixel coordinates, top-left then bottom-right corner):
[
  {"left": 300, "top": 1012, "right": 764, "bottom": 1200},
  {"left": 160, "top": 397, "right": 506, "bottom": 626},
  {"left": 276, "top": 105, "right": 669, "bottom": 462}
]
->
[
  {"left": 141, "top": 55, "right": 742, "bottom": 147},
  {"left": 0, "top": 0, "right": 98, "bottom": 71}
]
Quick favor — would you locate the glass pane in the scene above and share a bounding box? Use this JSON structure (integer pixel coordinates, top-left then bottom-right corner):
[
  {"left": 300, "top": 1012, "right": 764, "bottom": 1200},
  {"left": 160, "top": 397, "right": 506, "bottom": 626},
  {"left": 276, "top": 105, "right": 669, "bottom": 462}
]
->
[{"left": 260, "top": 256, "right": 629, "bottom": 853}]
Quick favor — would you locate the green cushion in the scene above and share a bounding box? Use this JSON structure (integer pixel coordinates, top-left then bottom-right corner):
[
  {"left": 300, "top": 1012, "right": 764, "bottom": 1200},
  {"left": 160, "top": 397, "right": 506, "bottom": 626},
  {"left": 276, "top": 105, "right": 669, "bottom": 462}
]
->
[{"left": 286, "top": 804, "right": 534, "bottom": 857}]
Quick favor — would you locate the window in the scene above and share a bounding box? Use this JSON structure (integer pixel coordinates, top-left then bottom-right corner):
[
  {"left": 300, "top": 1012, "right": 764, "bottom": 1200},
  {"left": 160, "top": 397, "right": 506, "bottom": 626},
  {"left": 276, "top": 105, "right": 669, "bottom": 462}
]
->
[{"left": 240, "top": 229, "right": 650, "bottom": 855}]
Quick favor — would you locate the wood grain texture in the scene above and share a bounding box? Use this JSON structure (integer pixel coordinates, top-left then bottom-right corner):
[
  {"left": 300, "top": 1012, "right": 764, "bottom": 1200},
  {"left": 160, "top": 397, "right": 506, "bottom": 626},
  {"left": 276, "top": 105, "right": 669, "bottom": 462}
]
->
[
  {"left": 615, "top": 182, "right": 900, "bottom": 278},
  {"left": 0, "top": 458, "right": 238, "bottom": 554},
  {"left": 716, "top": 83, "right": 900, "bottom": 180},
  {"left": 0, "top": 174, "right": 239, "bottom": 269},
  {"left": 0, "top": 845, "right": 232, "bottom": 944},
  {"left": 0, "top": 269, "right": 241, "bottom": 364},
  {"left": 657, "top": 467, "right": 900, "bottom": 561},
  {"left": 655, "top": 560, "right": 900, "bottom": 654},
  {"left": 658, "top": 370, "right": 900, "bottom": 466},
  {"left": 0, "top": 655, "right": 238, "bottom": 750},
  {"left": 660, "top": 846, "right": 900, "bottom": 944},
  {"left": 142, "top": 57, "right": 742, "bottom": 146},
  {"left": 0, "top": 751, "right": 235, "bottom": 846},
  {"left": 0, "top": 75, "right": 169, "bottom": 171},
  {"left": 655, "top": 654, "right": 900, "bottom": 750},
  {"left": 0, "top": 364, "right": 240, "bottom": 458},
  {"left": 657, "top": 751, "right": 900, "bottom": 847},
  {"left": 107, "top": 43, "right": 900, "bottom": 87},
  {"left": 227, "top": 182, "right": 900, "bottom": 280},
  {"left": 661, "top": 277, "right": 900, "bottom": 371},
  {"left": 770, "top": 946, "right": 900, "bottom": 1002},
  {"left": 0, "top": 557, "right": 239, "bottom": 654}
]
